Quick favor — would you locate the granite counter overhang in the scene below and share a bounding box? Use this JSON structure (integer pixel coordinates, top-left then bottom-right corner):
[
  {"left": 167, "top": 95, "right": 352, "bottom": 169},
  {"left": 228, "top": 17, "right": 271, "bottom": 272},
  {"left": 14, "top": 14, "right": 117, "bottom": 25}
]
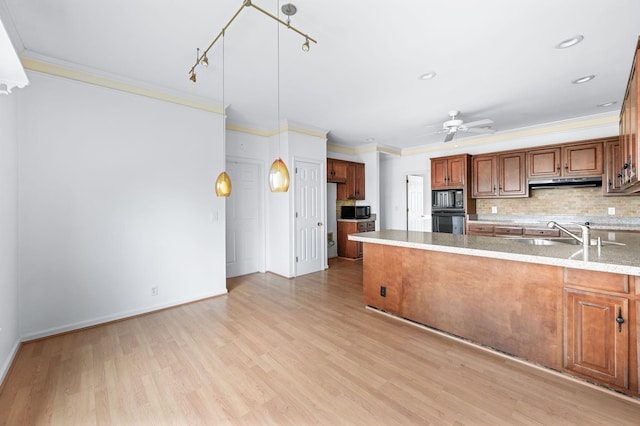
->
[{"left": 349, "top": 229, "right": 640, "bottom": 276}]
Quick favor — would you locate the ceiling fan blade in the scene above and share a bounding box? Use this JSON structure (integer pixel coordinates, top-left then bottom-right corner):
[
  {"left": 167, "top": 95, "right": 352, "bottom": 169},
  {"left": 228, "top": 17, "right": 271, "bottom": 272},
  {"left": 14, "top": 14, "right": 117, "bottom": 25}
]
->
[
  {"left": 463, "top": 118, "right": 494, "bottom": 128},
  {"left": 444, "top": 131, "right": 455, "bottom": 142},
  {"left": 465, "top": 127, "right": 496, "bottom": 134}
]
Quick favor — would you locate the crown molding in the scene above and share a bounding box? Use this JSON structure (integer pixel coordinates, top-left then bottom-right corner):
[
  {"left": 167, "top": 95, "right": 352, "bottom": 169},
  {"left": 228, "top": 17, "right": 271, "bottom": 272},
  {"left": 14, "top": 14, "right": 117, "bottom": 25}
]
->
[{"left": 20, "top": 54, "right": 224, "bottom": 114}]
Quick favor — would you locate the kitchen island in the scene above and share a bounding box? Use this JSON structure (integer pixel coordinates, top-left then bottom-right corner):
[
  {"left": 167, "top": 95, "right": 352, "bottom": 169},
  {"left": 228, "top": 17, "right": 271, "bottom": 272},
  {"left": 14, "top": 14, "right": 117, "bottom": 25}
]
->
[{"left": 349, "top": 229, "right": 640, "bottom": 398}]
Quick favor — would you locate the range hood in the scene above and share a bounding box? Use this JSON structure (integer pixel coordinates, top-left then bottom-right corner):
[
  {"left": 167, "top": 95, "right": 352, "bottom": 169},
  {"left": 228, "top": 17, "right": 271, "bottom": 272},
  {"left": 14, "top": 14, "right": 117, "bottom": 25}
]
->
[{"left": 529, "top": 176, "right": 602, "bottom": 189}]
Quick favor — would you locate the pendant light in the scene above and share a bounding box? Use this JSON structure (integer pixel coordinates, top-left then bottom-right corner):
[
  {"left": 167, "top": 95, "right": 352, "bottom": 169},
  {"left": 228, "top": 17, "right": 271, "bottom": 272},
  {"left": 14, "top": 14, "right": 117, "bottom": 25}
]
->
[
  {"left": 268, "top": 1, "right": 290, "bottom": 193},
  {"left": 215, "top": 33, "right": 232, "bottom": 197}
]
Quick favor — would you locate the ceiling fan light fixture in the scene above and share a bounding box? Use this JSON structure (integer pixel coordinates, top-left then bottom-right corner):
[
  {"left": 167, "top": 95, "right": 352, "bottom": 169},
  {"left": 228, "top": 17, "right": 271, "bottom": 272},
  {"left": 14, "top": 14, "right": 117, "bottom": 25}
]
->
[
  {"left": 572, "top": 74, "right": 595, "bottom": 84},
  {"left": 419, "top": 71, "right": 437, "bottom": 80},
  {"left": 556, "top": 35, "right": 584, "bottom": 49}
]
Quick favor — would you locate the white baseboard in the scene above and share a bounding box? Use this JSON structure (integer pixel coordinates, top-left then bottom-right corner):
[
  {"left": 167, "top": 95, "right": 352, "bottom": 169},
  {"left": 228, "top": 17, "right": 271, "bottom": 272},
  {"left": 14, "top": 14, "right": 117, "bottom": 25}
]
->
[
  {"left": 20, "top": 289, "right": 228, "bottom": 342},
  {"left": 0, "top": 339, "right": 21, "bottom": 389}
]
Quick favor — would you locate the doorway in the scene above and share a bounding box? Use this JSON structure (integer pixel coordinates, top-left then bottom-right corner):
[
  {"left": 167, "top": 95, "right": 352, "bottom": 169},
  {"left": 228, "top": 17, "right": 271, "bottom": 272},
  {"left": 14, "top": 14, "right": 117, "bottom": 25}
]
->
[
  {"left": 406, "top": 175, "right": 427, "bottom": 231},
  {"left": 225, "top": 160, "right": 264, "bottom": 278},
  {"left": 295, "top": 160, "right": 324, "bottom": 276}
]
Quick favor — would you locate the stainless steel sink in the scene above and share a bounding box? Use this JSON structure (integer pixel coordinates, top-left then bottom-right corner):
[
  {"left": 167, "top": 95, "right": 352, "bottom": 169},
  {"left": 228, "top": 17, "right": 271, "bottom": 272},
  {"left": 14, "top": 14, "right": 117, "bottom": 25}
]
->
[{"left": 511, "top": 238, "right": 625, "bottom": 246}]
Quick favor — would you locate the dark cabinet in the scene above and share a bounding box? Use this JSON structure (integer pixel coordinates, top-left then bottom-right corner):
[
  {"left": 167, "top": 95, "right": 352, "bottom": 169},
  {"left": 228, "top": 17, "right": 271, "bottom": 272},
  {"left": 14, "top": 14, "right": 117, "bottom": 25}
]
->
[
  {"left": 564, "top": 289, "right": 629, "bottom": 389},
  {"left": 327, "top": 158, "right": 348, "bottom": 183},
  {"left": 337, "top": 220, "right": 374, "bottom": 258},
  {"left": 527, "top": 141, "right": 603, "bottom": 179},
  {"left": 472, "top": 151, "right": 527, "bottom": 198},
  {"left": 605, "top": 138, "right": 624, "bottom": 194},
  {"left": 431, "top": 155, "right": 467, "bottom": 189},
  {"left": 336, "top": 161, "right": 365, "bottom": 200},
  {"left": 619, "top": 36, "right": 639, "bottom": 192}
]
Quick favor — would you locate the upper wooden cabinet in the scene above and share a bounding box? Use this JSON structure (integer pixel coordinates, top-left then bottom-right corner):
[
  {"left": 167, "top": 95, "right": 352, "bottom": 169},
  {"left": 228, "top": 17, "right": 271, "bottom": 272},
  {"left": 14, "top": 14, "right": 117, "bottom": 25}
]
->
[
  {"left": 619, "top": 36, "right": 640, "bottom": 192},
  {"left": 327, "top": 158, "right": 348, "bottom": 183},
  {"left": 527, "top": 141, "right": 603, "bottom": 179},
  {"left": 336, "top": 160, "right": 365, "bottom": 200},
  {"left": 605, "top": 138, "right": 625, "bottom": 194},
  {"left": 431, "top": 155, "right": 467, "bottom": 189},
  {"left": 472, "top": 151, "right": 527, "bottom": 198}
]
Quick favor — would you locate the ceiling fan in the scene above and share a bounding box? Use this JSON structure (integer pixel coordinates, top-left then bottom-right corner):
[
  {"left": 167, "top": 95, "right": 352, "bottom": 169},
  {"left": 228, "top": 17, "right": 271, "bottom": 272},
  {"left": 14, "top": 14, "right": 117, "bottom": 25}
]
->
[{"left": 440, "top": 110, "right": 495, "bottom": 142}]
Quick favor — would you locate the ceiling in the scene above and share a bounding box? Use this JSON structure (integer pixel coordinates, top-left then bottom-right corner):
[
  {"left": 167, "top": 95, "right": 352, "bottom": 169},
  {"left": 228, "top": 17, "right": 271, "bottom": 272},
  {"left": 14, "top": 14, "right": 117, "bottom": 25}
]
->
[{"left": 3, "top": 0, "right": 640, "bottom": 151}]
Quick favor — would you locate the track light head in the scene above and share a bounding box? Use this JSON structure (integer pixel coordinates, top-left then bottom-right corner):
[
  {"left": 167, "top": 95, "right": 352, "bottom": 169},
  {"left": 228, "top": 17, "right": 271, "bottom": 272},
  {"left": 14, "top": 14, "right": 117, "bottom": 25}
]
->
[
  {"left": 189, "top": 71, "right": 196, "bottom": 83},
  {"left": 201, "top": 53, "right": 209, "bottom": 67},
  {"left": 302, "top": 38, "right": 310, "bottom": 52}
]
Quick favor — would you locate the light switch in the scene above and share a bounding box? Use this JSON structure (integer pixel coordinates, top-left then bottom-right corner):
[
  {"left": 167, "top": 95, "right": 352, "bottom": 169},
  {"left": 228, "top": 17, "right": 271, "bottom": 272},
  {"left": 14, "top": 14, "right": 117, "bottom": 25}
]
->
[
  {"left": 491, "top": 206, "right": 498, "bottom": 214},
  {"left": 607, "top": 207, "right": 615, "bottom": 216}
]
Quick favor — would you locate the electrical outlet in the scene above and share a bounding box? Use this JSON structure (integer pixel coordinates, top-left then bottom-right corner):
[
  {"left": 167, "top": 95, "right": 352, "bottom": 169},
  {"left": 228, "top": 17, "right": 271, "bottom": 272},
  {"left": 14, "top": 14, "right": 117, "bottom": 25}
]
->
[
  {"left": 608, "top": 207, "right": 616, "bottom": 216},
  {"left": 491, "top": 206, "right": 498, "bottom": 214},
  {"left": 151, "top": 286, "right": 159, "bottom": 296},
  {"left": 380, "top": 286, "right": 386, "bottom": 297}
]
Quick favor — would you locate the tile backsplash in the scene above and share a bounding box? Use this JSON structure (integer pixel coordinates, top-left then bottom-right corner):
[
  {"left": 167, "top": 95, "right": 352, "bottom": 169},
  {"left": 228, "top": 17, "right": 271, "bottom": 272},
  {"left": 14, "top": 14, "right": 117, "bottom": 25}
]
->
[{"left": 476, "top": 187, "right": 640, "bottom": 217}]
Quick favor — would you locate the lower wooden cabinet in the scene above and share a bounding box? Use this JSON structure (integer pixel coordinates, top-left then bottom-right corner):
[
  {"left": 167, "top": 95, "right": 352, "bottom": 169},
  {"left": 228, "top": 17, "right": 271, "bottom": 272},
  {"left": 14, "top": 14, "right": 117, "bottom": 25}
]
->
[
  {"left": 564, "top": 288, "right": 629, "bottom": 389},
  {"left": 337, "top": 220, "right": 374, "bottom": 258}
]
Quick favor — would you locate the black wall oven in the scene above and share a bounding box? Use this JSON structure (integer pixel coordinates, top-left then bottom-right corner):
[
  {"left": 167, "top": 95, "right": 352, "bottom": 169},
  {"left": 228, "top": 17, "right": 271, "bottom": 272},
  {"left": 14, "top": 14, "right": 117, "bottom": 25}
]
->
[{"left": 432, "top": 211, "right": 465, "bottom": 234}]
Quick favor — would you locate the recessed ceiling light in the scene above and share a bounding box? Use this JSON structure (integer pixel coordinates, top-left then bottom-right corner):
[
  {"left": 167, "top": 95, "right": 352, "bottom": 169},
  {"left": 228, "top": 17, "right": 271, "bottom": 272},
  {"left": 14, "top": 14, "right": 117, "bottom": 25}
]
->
[
  {"left": 419, "top": 71, "right": 437, "bottom": 80},
  {"left": 556, "top": 35, "right": 584, "bottom": 49},
  {"left": 572, "top": 75, "right": 595, "bottom": 84},
  {"left": 365, "top": 137, "right": 376, "bottom": 142},
  {"left": 597, "top": 101, "right": 617, "bottom": 107}
]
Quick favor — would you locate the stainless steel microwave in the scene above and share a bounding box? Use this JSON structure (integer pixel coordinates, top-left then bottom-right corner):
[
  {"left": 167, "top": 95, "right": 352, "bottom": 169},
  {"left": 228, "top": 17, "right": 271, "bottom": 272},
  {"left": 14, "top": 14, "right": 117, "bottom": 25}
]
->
[{"left": 341, "top": 205, "right": 371, "bottom": 219}]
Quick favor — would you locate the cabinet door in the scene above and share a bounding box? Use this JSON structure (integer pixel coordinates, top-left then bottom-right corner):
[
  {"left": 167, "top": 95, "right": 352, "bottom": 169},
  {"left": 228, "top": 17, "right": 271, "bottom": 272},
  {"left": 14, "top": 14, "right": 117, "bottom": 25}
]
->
[
  {"left": 448, "top": 156, "right": 466, "bottom": 187},
  {"left": 327, "top": 159, "right": 347, "bottom": 183},
  {"left": 498, "top": 152, "right": 527, "bottom": 197},
  {"left": 431, "top": 158, "right": 449, "bottom": 189},
  {"left": 605, "top": 139, "right": 624, "bottom": 193},
  {"left": 564, "top": 289, "right": 628, "bottom": 389},
  {"left": 527, "top": 147, "right": 561, "bottom": 178},
  {"left": 472, "top": 155, "right": 497, "bottom": 198},
  {"left": 354, "top": 163, "right": 366, "bottom": 200},
  {"left": 563, "top": 142, "right": 603, "bottom": 177},
  {"left": 337, "top": 222, "right": 360, "bottom": 258}
]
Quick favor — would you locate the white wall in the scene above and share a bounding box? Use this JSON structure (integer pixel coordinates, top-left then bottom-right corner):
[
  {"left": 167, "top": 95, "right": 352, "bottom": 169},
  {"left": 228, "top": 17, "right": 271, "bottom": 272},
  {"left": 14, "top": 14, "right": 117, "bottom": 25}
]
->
[
  {"left": 18, "top": 73, "right": 228, "bottom": 339},
  {"left": 379, "top": 118, "right": 619, "bottom": 231},
  {"left": 0, "top": 91, "right": 20, "bottom": 383}
]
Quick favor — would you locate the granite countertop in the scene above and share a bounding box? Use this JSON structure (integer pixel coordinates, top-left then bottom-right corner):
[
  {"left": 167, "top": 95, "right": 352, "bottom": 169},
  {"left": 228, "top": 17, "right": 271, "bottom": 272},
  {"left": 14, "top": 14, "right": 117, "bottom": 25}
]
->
[
  {"left": 468, "top": 214, "right": 640, "bottom": 231},
  {"left": 349, "top": 229, "right": 640, "bottom": 276}
]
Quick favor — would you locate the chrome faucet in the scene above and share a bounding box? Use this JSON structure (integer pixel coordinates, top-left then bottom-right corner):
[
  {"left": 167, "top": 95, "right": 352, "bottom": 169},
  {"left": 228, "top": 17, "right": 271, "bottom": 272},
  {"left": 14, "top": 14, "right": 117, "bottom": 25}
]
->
[{"left": 547, "top": 221, "right": 591, "bottom": 247}]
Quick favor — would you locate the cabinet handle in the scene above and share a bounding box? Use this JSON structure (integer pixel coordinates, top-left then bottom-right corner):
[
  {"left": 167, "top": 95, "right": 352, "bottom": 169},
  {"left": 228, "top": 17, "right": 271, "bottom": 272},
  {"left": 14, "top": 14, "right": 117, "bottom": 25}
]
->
[
  {"left": 557, "top": 165, "right": 561, "bottom": 172},
  {"left": 564, "top": 164, "right": 569, "bottom": 171},
  {"left": 616, "top": 308, "right": 625, "bottom": 332}
]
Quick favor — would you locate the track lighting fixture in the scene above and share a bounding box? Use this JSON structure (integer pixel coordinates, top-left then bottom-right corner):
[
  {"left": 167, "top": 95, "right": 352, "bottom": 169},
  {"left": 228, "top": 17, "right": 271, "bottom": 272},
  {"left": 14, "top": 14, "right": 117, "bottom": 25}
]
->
[{"left": 187, "top": 1, "right": 316, "bottom": 80}]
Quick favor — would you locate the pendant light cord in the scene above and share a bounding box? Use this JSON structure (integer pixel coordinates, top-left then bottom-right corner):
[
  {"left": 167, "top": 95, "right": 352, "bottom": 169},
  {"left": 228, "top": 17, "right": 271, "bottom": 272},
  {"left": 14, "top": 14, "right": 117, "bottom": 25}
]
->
[
  {"left": 276, "top": 1, "right": 281, "bottom": 157},
  {"left": 222, "top": 32, "right": 226, "bottom": 163}
]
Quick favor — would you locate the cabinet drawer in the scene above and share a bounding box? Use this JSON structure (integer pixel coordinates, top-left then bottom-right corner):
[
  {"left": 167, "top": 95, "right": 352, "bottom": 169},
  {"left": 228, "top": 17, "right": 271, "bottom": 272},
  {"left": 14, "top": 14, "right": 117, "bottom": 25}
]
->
[
  {"left": 494, "top": 226, "right": 523, "bottom": 236},
  {"left": 565, "top": 268, "right": 629, "bottom": 293},
  {"left": 366, "top": 221, "right": 375, "bottom": 231},
  {"left": 523, "top": 227, "right": 561, "bottom": 237},
  {"left": 467, "top": 223, "right": 494, "bottom": 235},
  {"left": 357, "top": 222, "right": 368, "bottom": 232}
]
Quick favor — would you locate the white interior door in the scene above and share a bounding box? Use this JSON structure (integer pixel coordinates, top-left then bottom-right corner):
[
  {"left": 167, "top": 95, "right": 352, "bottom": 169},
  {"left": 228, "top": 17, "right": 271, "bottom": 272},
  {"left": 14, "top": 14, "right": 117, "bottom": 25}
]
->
[
  {"left": 407, "top": 175, "right": 427, "bottom": 231},
  {"left": 295, "top": 160, "right": 324, "bottom": 276},
  {"left": 226, "top": 161, "right": 263, "bottom": 278}
]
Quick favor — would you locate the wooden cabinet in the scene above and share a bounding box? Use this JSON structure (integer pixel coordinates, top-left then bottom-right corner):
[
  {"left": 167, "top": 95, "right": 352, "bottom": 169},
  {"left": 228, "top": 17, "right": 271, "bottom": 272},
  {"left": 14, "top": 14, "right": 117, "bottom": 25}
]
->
[
  {"left": 564, "top": 269, "right": 630, "bottom": 390},
  {"left": 619, "top": 36, "right": 640, "bottom": 192},
  {"left": 564, "top": 289, "right": 629, "bottom": 389},
  {"left": 336, "top": 161, "right": 365, "bottom": 200},
  {"left": 327, "top": 158, "right": 348, "bottom": 183},
  {"left": 467, "top": 223, "right": 495, "bottom": 236},
  {"left": 472, "top": 151, "right": 527, "bottom": 198},
  {"left": 605, "top": 138, "right": 624, "bottom": 194},
  {"left": 337, "top": 220, "right": 373, "bottom": 258},
  {"left": 431, "top": 155, "right": 467, "bottom": 189},
  {"left": 527, "top": 141, "right": 603, "bottom": 179}
]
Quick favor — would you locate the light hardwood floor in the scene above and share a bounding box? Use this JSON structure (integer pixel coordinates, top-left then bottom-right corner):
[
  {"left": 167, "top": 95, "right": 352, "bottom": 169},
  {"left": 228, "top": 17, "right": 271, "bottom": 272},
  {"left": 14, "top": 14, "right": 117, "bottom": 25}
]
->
[{"left": 1, "top": 258, "right": 639, "bottom": 425}]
